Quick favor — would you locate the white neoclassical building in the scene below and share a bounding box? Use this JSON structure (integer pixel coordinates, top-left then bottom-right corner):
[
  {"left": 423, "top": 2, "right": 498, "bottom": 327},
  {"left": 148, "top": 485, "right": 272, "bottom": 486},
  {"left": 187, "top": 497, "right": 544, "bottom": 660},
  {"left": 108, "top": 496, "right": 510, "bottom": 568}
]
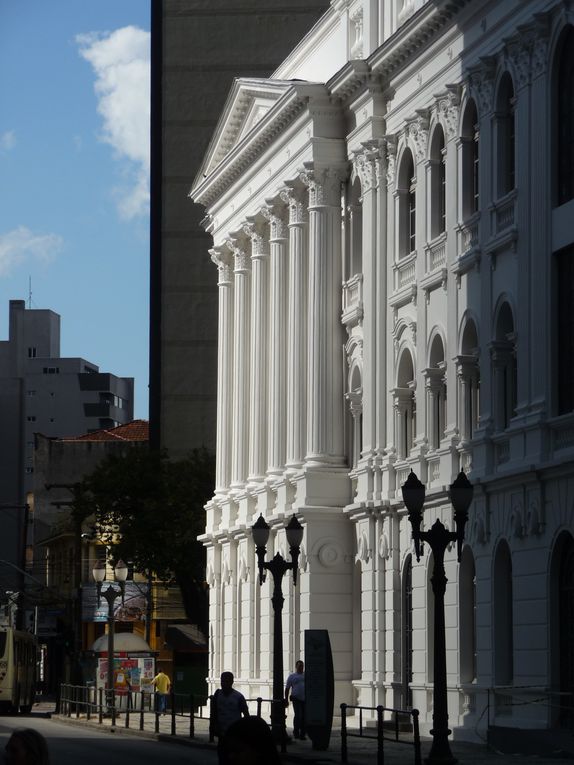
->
[{"left": 190, "top": 0, "right": 574, "bottom": 741}]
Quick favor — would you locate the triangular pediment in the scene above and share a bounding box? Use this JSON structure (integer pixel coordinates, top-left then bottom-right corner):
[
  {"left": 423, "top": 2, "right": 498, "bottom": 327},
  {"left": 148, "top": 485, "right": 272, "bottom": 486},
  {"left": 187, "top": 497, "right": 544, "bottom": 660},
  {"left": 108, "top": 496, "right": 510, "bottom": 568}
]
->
[{"left": 197, "top": 78, "right": 293, "bottom": 182}]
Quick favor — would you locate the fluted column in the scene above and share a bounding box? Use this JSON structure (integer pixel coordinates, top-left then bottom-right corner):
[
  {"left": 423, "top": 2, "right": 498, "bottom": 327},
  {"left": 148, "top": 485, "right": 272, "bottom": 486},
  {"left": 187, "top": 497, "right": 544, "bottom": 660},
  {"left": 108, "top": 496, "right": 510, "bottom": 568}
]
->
[
  {"left": 280, "top": 185, "right": 308, "bottom": 470},
  {"left": 228, "top": 237, "right": 251, "bottom": 488},
  {"left": 262, "top": 201, "right": 288, "bottom": 477},
  {"left": 210, "top": 247, "right": 234, "bottom": 494},
  {"left": 301, "top": 165, "right": 346, "bottom": 465},
  {"left": 243, "top": 219, "right": 269, "bottom": 484}
]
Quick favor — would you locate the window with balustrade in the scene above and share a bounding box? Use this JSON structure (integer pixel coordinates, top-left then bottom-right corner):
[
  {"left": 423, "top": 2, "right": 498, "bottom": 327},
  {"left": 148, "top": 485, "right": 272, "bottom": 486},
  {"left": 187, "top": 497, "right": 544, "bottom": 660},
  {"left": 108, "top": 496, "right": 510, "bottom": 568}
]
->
[
  {"left": 429, "top": 125, "right": 446, "bottom": 239},
  {"left": 461, "top": 99, "right": 479, "bottom": 220},
  {"left": 496, "top": 73, "right": 515, "bottom": 198},
  {"left": 556, "top": 26, "right": 574, "bottom": 206},
  {"left": 397, "top": 149, "right": 416, "bottom": 258}
]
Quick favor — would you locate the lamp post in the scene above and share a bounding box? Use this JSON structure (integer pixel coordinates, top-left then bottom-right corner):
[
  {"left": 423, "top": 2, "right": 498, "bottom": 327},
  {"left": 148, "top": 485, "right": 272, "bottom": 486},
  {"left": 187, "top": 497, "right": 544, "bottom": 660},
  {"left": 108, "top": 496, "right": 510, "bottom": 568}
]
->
[
  {"left": 92, "top": 558, "right": 128, "bottom": 713},
  {"left": 402, "top": 470, "right": 473, "bottom": 765},
  {"left": 252, "top": 514, "right": 304, "bottom": 745}
]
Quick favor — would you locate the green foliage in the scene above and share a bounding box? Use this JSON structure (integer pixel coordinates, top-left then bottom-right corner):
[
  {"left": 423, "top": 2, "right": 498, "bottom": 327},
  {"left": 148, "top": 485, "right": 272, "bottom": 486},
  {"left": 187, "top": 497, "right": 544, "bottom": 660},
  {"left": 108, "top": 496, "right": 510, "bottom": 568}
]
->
[{"left": 75, "top": 446, "right": 215, "bottom": 626}]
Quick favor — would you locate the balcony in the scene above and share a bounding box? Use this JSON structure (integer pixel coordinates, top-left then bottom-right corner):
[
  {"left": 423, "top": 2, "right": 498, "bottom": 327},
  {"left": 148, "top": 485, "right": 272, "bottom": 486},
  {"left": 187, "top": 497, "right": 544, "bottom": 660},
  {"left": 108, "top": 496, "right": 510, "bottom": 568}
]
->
[{"left": 342, "top": 273, "right": 363, "bottom": 327}]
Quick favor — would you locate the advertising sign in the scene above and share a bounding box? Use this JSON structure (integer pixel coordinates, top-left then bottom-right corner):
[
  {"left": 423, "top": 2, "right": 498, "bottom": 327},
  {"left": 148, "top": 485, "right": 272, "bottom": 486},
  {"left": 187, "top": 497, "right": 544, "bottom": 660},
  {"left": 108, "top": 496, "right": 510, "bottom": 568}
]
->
[
  {"left": 97, "top": 656, "right": 155, "bottom": 692},
  {"left": 82, "top": 582, "right": 149, "bottom": 622}
]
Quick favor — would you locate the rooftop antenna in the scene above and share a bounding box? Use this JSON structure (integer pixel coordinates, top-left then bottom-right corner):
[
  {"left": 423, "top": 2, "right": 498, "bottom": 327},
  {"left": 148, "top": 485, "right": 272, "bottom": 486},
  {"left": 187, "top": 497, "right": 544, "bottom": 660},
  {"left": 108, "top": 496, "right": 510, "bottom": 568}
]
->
[{"left": 28, "top": 276, "right": 32, "bottom": 309}]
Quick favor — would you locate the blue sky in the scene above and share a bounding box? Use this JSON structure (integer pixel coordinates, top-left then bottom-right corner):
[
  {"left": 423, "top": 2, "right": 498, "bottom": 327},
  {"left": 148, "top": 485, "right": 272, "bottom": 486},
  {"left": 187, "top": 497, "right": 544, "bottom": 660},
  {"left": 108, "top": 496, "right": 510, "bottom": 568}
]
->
[{"left": 0, "top": 0, "right": 151, "bottom": 419}]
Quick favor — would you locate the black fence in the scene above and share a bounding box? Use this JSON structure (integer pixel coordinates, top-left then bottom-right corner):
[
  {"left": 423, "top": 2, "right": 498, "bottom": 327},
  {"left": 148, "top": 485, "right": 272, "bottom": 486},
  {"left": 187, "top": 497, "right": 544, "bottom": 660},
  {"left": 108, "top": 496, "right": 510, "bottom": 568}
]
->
[
  {"left": 340, "top": 703, "right": 421, "bottom": 765},
  {"left": 59, "top": 683, "right": 210, "bottom": 736}
]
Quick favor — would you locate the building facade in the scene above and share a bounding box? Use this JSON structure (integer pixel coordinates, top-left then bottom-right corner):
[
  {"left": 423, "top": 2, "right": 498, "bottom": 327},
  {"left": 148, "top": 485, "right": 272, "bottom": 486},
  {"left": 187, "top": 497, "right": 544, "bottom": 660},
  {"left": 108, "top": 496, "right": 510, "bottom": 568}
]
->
[
  {"left": 191, "top": 0, "right": 574, "bottom": 741},
  {"left": 0, "top": 299, "right": 134, "bottom": 595}
]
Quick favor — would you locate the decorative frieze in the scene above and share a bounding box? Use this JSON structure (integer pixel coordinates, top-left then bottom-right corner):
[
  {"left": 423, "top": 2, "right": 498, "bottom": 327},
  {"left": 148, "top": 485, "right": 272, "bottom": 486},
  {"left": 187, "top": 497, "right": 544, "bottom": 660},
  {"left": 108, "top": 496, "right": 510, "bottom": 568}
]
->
[
  {"left": 436, "top": 85, "right": 461, "bottom": 141},
  {"left": 467, "top": 56, "right": 496, "bottom": 115},
  {"left": 405, "top": 109, "right": 430, "bottom": 162}
]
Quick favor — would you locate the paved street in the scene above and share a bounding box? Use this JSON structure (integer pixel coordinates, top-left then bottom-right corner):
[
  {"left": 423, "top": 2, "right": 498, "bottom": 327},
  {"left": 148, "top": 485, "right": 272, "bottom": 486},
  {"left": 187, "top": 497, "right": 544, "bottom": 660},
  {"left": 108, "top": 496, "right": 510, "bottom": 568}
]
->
[
  {"left": 0, "top": 709, "right": 218, "bottom": 765},
  {"left": 2, "top": 699, "right": 569, "bottom": 765}
]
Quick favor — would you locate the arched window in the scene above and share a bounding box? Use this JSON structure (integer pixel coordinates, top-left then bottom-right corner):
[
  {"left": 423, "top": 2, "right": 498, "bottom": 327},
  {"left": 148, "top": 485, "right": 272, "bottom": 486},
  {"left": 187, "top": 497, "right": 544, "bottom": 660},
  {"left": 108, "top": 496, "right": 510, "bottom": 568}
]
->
[
  {"left": 457, "top": 319, "right": 480, "bottom": 442},
  {"left": 557, "top": 246, "right": 574, "bottom": 414},
  {"left": 402, "top": 555, "right": 413, "bottom": 708},
  {"left": 394, "top": 349, "right": 416, "bottom": 459},
  {"left": 461, "top": 99, "right": 479, "bottom": 219},
  {"left": 550, "top": 532, "right": 574, "bottom": 728},
  {"left": 492, "top": 303, "right": 517, "bottom": 430},
  {"left": 398, "top": 149, "right": 416, "bottom": 258},
  {"left": 459, "top": 546, "right": 477, "bottom": 683},
  {"left": 346, "top": 177, "right": 363, "bottom": 278},
  {"left": 430, "top": 126, "right": 446, "bottom": 238},
  {"left": 425, "top": 334, "right": 446, "bottom": 450},
  {"left": 493, "top": 540, "right": 513, "bottom": 686},
  {"left": 496, "top": 74, "right": 515, "bottom": 198},
  {"left": 557, "top": 27, "right": 574, "bottom": 206},
  {"left": 346, "top": 365, "right": 363, "bottom": 469}
]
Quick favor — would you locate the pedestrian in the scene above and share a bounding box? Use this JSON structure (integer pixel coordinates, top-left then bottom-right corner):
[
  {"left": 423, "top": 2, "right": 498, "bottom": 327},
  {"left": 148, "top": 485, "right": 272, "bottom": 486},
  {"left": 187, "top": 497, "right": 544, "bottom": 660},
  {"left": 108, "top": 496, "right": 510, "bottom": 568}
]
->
[
  {"left": 4, "top": 728, "right": 50, "bottom": 765},
  {"left": 284, "top": 659, "right": 306, "bottom": 740},
  {"left": 222, "top": 715, "right": 281, "bottom": 765},
  {"left": 210, "top": 671, "right": 249, "bottom": 765},
  {"left": 151, "top": 668, "right": 171, "bottom": 714}
]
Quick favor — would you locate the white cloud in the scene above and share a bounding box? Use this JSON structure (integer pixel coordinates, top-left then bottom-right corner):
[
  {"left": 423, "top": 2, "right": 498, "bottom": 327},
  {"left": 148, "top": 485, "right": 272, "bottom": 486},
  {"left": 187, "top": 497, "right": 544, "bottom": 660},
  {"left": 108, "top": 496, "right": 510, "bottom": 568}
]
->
[
  {"left": 76, "top": 26, "right": 150, "bottom": 220},
  {"left": 0, "top": 130, "right": 16, "bottom": 152},
  {"left": 0, "top": 227, "right": 63, "bottom": 277}
]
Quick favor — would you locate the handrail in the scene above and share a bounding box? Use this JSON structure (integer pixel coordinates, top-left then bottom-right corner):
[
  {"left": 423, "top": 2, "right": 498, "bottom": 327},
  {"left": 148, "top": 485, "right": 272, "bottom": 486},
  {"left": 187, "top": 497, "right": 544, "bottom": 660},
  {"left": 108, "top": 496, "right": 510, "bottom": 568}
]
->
[{"left": 340, "top": 703, "right": 421, "bottom": 765}]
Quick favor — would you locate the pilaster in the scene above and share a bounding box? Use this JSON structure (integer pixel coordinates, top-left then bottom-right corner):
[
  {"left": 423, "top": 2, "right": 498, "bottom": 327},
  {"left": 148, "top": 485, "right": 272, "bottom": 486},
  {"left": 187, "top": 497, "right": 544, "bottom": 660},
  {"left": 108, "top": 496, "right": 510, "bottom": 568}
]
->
[{"left": 210, "top": 247, "right": 234, "bottom": 494}]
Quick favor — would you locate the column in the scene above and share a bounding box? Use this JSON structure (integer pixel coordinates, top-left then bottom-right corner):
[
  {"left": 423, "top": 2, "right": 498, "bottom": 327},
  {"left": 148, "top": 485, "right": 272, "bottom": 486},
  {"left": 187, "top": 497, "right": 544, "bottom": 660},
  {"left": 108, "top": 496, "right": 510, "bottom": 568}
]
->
[
  {"left": 228, "top": 237, "right": 251, "bottom": 489},
  {"left": 243, "top": 219, "right": 269, "bottom": 484},
  {"left": 280, "top": 185, "right": 308, "bottom": 470},
  {"left": 355, "top": 144, "right": 380, "bottom": 460},
  {"left": 301, "top": 165, "right": 346, "bottom": 465},
  {"left": 210, "top": 247, "right": 234, "bottom": 494},
  {"left": 262, "top": 201, "right": 288, "bottom": 477}
]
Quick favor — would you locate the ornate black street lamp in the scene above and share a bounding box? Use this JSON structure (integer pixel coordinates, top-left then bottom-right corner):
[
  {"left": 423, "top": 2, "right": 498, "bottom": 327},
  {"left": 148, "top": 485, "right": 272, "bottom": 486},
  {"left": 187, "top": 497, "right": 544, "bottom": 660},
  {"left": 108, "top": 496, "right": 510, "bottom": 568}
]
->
[
  {"left": 92, "top": 558, "right": 128, "bottom": 714},
  {"left": 252, "top": 514, "right": 304, "bottom": 744},
  {"left": 402, "top": 470, "right": 473, "bottom": 765}
]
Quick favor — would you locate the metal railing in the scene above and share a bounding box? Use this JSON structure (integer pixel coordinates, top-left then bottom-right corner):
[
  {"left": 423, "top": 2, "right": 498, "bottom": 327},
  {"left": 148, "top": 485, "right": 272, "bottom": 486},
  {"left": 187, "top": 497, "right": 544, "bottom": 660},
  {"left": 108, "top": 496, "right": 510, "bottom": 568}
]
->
[
  {"left": 340, "top": 703, "right": 421, "bottom": 765},
  {"left": 59, "top": 683, "right": 210, "bottom": 737}
]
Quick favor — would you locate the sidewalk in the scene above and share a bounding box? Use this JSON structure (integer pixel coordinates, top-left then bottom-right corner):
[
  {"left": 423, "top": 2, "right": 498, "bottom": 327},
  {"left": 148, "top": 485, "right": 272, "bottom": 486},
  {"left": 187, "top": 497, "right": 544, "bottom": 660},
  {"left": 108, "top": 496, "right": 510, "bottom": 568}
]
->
[{"left": 45, "top": 700, "right": 572, "bottom": 765}]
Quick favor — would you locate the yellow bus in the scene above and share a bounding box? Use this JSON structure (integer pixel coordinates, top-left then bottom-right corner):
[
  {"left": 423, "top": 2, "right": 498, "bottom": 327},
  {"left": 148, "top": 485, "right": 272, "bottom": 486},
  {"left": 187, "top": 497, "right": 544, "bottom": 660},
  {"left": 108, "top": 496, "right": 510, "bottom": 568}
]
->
[{"left": 0, "top": 628, "right": 37, "bottom": 713}]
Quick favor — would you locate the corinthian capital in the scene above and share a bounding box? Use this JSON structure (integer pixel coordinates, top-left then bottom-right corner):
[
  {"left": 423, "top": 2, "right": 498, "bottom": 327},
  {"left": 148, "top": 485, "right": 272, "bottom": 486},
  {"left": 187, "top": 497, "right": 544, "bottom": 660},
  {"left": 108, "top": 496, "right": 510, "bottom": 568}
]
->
[
  {"left": 405, "top": 109, "right": 429, "bottom": 162},
  {"left": 242, "top": 219, "right": 268, "bottom": 259},
  {"left": 467, "top": 56, "right": 496, "bottom": 116},
  {"left": 261, "top": 201, "right": 287, "bottom": 241},
  {"left": 225, "top": 237, "right": 251, "bottom": 274},
  {"left": 209, "top": 247, "right": 233, "bottom": 286},
  {"left": 279, "top": 184, "right": 307, "bottom": 226},
  {"left": 299, "top": 163, "right": 347, "bottom": 207}
]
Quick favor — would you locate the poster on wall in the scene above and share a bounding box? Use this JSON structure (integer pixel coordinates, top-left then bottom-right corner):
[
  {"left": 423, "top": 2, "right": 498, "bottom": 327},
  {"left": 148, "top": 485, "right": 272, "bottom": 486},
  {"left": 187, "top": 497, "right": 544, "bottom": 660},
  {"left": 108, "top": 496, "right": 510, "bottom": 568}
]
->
[
  {"left": 82, "top": 582, "right": 149, "bottom": 622},
  {"left": 97, "top": 657, "right": 154, "bottom": 692}
]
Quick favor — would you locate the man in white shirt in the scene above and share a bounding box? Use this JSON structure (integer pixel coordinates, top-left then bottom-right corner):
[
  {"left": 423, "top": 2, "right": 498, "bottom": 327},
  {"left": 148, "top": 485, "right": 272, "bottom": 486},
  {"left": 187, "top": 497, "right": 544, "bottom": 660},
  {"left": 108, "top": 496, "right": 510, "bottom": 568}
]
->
[{"left": 284, "top": 660, "right": 306, "bottom": 740}]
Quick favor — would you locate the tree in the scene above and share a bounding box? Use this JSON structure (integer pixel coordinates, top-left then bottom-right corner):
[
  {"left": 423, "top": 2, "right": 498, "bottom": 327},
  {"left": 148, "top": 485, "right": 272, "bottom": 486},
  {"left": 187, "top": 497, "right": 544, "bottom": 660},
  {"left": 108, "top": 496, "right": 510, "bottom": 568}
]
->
[{"left": 74, "top": 446, "right": 214, "bottom": 628}]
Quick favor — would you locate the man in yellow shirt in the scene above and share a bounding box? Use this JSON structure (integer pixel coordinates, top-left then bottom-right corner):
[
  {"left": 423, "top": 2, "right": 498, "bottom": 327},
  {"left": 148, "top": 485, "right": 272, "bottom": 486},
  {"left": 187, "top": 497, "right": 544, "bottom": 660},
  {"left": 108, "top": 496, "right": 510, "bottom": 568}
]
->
[{"left": 151, "top": 669, "right": 171, "bottom": 714}]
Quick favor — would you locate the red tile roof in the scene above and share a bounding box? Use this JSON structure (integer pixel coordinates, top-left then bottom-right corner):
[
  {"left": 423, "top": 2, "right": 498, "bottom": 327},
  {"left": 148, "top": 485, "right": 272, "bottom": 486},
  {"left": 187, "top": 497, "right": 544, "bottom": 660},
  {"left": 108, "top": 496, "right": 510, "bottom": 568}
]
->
[{"left": 63, "top": 419, "right": 149, "bottom": 442}]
